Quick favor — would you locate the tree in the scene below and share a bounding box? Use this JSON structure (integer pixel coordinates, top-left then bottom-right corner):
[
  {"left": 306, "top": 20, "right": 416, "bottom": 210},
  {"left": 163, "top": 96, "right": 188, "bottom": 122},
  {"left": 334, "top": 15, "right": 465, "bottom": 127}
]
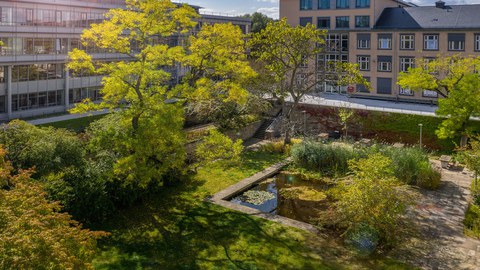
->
[
  {"left": 241, "top": 12, "right": 274, "bottom": 33},
  {"left": 331, "top": 154, "right": 412, "bottom": 247},
  {"left": 0, "top": 147, "right": 106, "bottom": 269},
  {"left": 338, "top": 107, "right": 354, "bottom": 139},
  {"left": 195, "top": 129, "right": 243, "bottom": 166},
  {"left": 249, "top": 19, "right": 367, "bottom": 144},
  {"left": 68, "top": 0, "right": 254, "bottom": 186},
  {"left": 460, "top": 136, "right": 480, "bottom": 190},
  {"left": 398, "top": 56, "right": 480, "bottom": 144}
]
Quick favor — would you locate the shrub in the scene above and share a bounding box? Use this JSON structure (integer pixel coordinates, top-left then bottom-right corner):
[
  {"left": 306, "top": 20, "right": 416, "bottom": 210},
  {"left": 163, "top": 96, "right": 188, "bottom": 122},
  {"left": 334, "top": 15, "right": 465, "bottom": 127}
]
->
[
  {"left": 291, "top": 142, "right": 358, "bottom": 175},
  {"left": 465, "top": 204, "right": 480, "bottom": 238},
  {"left": 416, "top": 163, "right": 442, "bottom": 190},
  {"left": 260, "top": 138, "right": 302, "bottom": 155},
  {"left": 381, "top": 147, "right": 429, "bottom": 185},
  {"left": 196, "top": 130, "right": 244, "bottom": 164}
]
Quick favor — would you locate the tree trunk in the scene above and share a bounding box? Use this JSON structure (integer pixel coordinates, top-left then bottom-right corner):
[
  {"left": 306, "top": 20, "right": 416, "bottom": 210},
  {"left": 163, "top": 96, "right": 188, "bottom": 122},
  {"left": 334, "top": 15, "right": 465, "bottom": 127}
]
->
[
  {"left": 283, "top": 99, "right": 298, "bottom": 145},
  {"left": 460, "top": 135, "right": 469, "bottom": 148}
]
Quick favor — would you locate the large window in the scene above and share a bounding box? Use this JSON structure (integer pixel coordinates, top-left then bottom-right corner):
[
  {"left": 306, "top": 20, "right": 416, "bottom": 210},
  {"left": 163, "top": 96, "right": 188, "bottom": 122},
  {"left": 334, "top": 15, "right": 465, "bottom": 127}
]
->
[
  {"left": 300, "top": 0, "right": 313, "bottom": 10},
  {"left": 318, "top": 0, "right": 331, "bottom": 9},
  {"left": 12, "top": 64, "right": 64, "bottom": 82},
  {"left": 475, "top": 34, "right": 480, "bottom": 51},
  {"left": 357, "top": 33, "right": 370, "bottom": 49},
  {"left": 317, "top": 17, "right": 330, "bottom": 28},
  {"left": 399, "top": 87, "right": 414, "bottom": 96},
  {"left": 400, "top": 57, "right": 415, "bottom": 72},
  {"left": 355, "top": 16, "right": 369, "bottom": 28},
  {"left": 424, "top": 34, "right": 439, "bottom": 50},
  {"left": 299, "top": 17, "right": 313, "bottom": 27},
  {"left": 378, "top": 34, "right": 392, "bottom": 49},
  {"left": 400, "top": 34, "right": 415, "bottom": 50},
  {"left": 12, "top": 90, "right": 63, "bottom": 112},
  {"left": 448, "top": 33, "right": 465, "bottom": 51},
  {"left": 357, "top": 55, "right": 370, "bottom": 71},
  {"left": 0, "top": 7, "right": 13, "bottom": 25},
  {"left": 336, "top": 16, "right": 349, "bottom": 29},
  {"left": 69, "top": 86, "right": 103, "bottom": 104},
  {"left": 377, "top": 56, "right": 392, "bottom": 72},
  {"left": 324, "top": 33, "right": 349, "bottom": 52},
  {"left": 336, "top": 0, "right": 349, "bottom": 8},
  {"left": 356, "top": 0, "right": 370, "bottom": 8}
]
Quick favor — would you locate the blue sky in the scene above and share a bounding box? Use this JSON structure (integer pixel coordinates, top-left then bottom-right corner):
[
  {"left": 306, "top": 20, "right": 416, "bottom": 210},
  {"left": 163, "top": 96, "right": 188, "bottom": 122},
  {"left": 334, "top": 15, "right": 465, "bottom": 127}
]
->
[
  {"left": 178, "top": 0, "right": 480, "bottom": 19},
  {"left": 178, "top": 0, "right": 280, "bottom": 19}
]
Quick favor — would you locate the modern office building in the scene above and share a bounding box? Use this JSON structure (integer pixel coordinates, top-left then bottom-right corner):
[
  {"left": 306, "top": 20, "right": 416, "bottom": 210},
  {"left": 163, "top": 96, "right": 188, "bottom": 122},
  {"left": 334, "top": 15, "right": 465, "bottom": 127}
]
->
[
  {"left": 0, "top": 0, "right": 251, "bottom": 120},
  {"left": 280, "top": 0, "right": 480, "bottom": 103}
]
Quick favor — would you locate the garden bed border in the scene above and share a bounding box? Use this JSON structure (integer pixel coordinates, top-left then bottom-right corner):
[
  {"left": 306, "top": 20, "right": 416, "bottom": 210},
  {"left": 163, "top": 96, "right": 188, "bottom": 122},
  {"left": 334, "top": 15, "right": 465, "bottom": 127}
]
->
[{"left": 209, "top": 159, "right": 319, "bottom": 234}]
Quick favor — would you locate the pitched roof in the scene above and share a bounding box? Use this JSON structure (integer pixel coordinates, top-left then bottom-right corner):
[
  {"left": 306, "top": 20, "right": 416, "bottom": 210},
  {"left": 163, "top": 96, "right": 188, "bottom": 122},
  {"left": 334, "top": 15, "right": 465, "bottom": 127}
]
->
[{"left": 375, "top": 4, "right": 480, "bottom": 29}]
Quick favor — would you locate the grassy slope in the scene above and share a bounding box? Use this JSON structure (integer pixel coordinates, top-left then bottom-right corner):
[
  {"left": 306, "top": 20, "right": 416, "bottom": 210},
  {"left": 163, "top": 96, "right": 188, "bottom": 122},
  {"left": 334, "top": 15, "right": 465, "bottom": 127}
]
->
[
  {"left": 92, "top": 151, "right": 413, "bottom": 270},
  {"left": 38, "top": 114, "right": 107, "bottom": 132}
]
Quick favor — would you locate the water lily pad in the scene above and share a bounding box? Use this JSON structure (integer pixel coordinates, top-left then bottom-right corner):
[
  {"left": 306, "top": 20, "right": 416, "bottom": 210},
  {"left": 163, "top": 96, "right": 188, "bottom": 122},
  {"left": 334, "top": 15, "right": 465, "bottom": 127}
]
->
[{"left": 242, "top": 190, "right": 275, "bottom": 205}]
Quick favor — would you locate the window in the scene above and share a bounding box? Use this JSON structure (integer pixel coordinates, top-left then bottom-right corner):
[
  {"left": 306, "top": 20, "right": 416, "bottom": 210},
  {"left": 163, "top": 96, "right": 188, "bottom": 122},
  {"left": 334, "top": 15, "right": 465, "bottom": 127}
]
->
[
  {"left": 423, "top": 57, "right": 437, "bottom": 74},
  {"left": 26, "top": 9, "right": 33, "bottom": 23},
  {"left": 377, "top": 56, "right": 392, "bottom": 72},
  {"left": 378, "top": 34, "right": 392, "bottom": 49},
  {"left": 423, "top": 90, "right": 438, "bottom": 98},
  {"left": 336, "top": 16, "right": 349, "bottom": 29},
  {"left": 336, "top": 0, "right": 349, "bottom": 8},
  {"left": 400, "top": 57, "right": 415, "bottom": 72},
  {"left": 357, "top": 56, "right": 370, "bottom": 71},
  {"left": 355, "top": 16, "right": 369, "bottom": 28},
  {"left": 324, "top": 33, "right": 349, "bottom": 52},
  {"left": 0, "top": 7, "right": 13, "bottom": 25},
  {"left": 317, "top": 17, "right": 330, "bottom": 28},
  {"left": 399, "top": 87, "right": 414, "bottom": 96},
  {"left": 424, "top": 34, "right": 439, "bottom": 50},
  {"left": 357, "top": 33, "right": 370, "bottom": 49},
  {"left": 400, "top": 34, "right": 415, "bottom": 50},
  {"left": 12, "top": 90, "right": 63, "bottom": 112},
  {"left": 476, "top": 34, "right": 480, "bottom": 51},
  {"left": 300, "top": 55, "right": 308, "bottom": 68},
  {"left": 356, "top": 0, "right": 370, "bottom": 7},
  {"left": 300, "top": 0, "right": 313, "bottom": 10},
  {"left": 448, "top": 33, "right": 465, "bottom": 51},
  {"left": 300, "top": 17, "right": 313, "bottom": 27},
  {"left": 55, "top": 10, "right": 62, "bottom": 24},
  {"left": 377, "top": 78, "right": 392, "bottom": 95},
  {"left": 318, "top": 0, "right": 330, "bottom": 9},
  {"left": 357, "top": 77, "right": 370, "bottom": 93}
]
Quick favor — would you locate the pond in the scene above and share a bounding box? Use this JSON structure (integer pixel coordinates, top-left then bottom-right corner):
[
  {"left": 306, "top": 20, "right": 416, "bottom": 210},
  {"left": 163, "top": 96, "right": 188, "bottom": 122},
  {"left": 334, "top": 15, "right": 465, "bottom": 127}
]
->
[{"left": 229, "top": 173, "right": 332, "bottom": 224}]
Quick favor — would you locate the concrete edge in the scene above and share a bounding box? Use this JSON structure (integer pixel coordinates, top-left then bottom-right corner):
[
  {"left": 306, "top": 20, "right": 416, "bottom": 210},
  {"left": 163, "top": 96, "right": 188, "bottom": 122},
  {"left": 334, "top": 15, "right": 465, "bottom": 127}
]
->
[{"left": 209, "top": 158, "right": 320, "bottom": 234}]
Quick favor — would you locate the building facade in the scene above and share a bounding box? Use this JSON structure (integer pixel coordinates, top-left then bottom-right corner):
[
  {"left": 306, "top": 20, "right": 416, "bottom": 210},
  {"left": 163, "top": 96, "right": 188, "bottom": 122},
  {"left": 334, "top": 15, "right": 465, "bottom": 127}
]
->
[
  {"left": 280, "top": 0, "right": 480, "bottom": 103},
  {"left": 0, "top": 0, "right": 251, "bottom": 120}
]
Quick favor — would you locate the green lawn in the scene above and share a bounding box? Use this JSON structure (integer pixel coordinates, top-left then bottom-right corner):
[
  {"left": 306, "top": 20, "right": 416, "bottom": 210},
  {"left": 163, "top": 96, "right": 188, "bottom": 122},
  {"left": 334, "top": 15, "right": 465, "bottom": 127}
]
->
[
  {"left": 92, "top": 150, "right": 413, "bottom": 269},
  {"left": 39, "top": 114, "right": 107, "bottom": 132}
]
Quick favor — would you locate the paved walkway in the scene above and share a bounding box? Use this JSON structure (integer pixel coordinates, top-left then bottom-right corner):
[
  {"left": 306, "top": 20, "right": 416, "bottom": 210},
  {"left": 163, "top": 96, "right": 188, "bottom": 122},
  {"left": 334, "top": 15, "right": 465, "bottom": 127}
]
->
[{"left": 393, "top": 161, "right": 480, "bottom": 270}]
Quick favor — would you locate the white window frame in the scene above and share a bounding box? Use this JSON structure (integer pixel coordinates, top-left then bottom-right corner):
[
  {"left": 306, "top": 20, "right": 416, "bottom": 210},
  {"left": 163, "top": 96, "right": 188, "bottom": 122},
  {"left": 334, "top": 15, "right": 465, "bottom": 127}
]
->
[
  {"left": 399, "top": 87, "right": 414, "bottom": 96},
  {"left": 476, "top": 34, "right": 480, "bottom": 51},
  {"left": 400, "top": 34, "right": 415, "bottom": 50},
  {"left": 424, "top": 35, "right": 439, "bottom": 50},
  {"left": 378, "top": 61, "right": 392, "bottom": 72},
  {"left": 357, "top": 56, "right": 370, "bottom": 71},
  {"left": 448, "top": 40, "right": 465, "bottom": 51},
  {"left": 423, "top": 90, "right": 438, "bottom": 98},
  {"left": 400, "top": 57, "right": 415, "bottom": 72},
  {"left": 357, "top": 39, "right": 370, "bottom": 49},
  {"left": 378, "top": 37, "right": 391, "bottom": 49}
]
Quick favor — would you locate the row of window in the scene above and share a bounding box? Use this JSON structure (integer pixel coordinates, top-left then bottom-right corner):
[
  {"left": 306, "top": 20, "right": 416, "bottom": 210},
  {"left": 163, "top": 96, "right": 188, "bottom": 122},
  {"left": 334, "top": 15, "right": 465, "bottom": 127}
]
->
[
  {"left": 357, "top": 33, "right": 480, "bottom": 51},
  {"left": 0, "top": 7, "right": 105, "bottom": 28},
  {"left": 356, "top": 56, "right": 422, "bottom": 72},
  {"left": 11, "top": 64, "right": 65, "bottom": 82},
  {"left": 12, "top": 90, "right": 64, "bottom": 112},
  {"left": 356, "top": 77, "right": 438, "bottom": 97},
  {"left": 301, "top": 16, "right": 370, "bottom": 29},
  {"left": 69, "top": 86, "right": 102, "bottom": 104},
  {"left": 300, "top": 0, "right": 370, "bottom": 10}
]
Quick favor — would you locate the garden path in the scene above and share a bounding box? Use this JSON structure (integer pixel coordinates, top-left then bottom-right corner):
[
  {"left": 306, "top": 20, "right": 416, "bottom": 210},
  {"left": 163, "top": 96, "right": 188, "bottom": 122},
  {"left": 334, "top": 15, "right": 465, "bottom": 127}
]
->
[{"left": 393, "top": 161, "right": 480, "bottom": 270}]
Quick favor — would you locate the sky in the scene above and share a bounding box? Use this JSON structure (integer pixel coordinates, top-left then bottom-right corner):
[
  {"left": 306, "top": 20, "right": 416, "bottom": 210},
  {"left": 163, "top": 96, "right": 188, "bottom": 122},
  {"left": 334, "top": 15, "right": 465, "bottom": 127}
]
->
[{"left": 178, "top": 0, "right": 480, "bottom": 19}]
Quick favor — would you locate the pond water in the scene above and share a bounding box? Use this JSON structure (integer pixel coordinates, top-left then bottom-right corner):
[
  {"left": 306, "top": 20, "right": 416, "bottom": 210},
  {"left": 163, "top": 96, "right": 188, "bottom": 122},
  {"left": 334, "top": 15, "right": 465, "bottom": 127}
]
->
[{"left": 230, "top": 173, "right": 331, "bottom": 224}]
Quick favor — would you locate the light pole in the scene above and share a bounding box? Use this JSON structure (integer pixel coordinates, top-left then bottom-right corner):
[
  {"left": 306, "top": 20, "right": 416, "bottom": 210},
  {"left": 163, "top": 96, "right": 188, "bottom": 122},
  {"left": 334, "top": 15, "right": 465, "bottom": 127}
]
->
[{"left": 418, "top": 124, "right": 423, "bottom": 149}]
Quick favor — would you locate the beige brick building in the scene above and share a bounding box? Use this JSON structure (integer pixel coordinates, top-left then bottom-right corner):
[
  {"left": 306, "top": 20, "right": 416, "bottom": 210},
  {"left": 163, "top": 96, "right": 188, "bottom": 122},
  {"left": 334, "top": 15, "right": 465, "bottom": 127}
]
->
[{"left": 280, "top": 0, "right": 480, "bottom": 103}]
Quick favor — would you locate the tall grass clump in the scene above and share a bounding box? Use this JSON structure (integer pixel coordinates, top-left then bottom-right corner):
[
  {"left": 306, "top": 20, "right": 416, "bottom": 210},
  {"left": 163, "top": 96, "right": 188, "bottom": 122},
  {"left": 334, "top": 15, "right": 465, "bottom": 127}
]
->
[{"left": 291, "top": 142, "right": 357, "bottom": 175}]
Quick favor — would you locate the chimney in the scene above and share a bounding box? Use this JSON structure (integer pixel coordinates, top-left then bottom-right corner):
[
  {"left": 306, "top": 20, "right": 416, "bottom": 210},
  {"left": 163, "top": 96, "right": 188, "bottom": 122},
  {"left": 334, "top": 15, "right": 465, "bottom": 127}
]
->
[{"left": 435, "top": 0, "right": 446, "bottom": 8}]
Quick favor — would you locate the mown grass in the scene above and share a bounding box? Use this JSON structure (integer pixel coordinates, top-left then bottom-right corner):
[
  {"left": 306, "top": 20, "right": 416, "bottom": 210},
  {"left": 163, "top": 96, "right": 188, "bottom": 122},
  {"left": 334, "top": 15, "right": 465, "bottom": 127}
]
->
[
  {"left": 92, "top": 150, "right": 414, "bottom": 269},
  {"left": 39, "top": 114, "right": 107, "bottom": 132}
]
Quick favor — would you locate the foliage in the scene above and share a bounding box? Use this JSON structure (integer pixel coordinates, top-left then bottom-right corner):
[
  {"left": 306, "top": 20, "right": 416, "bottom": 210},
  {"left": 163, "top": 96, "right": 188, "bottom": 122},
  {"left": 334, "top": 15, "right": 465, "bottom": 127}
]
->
[
  {"left": 241, "top": 12, "right": 274, "bottom": 33},
  {"left": 39, "top": 114, "right": 107, "bottom": 132},
  {"left": 398, "top": 56, "right": 480, "bottom": 140},
  {"left": 291, "top": 142, "right": 358, "bottom": 175},
  {"left": 0, "top": 120, "right": 84, "bottom": 178},
  {"left": 250, "top": 19, "right": 367, "bottom": 143},
  {"left": 465, "top": 204, "right": 480, "bottom": 238},
  {"left": 338, "top": 108, "right": 354, "bottom": 138},
  {"left": 416, "top": 162, "right": 442, "bottom": 190},
  {"left": 260, "top": 138, "right": 302, "bottom": 155},
  {"left": 331, "top": 154, "right": 413, "bottom": 247},
  {"left": 195, "top": 129, "right": 244, "bottom": 165},
  {"left": 0, "top": 148, "right": 106, "bottom": 269},
  {"left": 241, "top": 190, "right": 276, "bottom": 205}
]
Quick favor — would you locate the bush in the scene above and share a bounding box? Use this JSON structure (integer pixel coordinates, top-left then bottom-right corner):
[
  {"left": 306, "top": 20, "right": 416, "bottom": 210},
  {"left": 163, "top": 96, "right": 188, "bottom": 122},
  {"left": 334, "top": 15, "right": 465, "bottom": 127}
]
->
[
  {"left": 291, "top": 142, "right": 358, "bottom": 175},
  {"left": 195, "top": 130, "right": 244, "bottom": 164},
  {"left": 465, "top": 204, "right": 480, "bottom": 238},
  {"left": 260, "top": 138, "right": 302, "bottom": 155},
  {"left": 381, "top": 147, "right": 431, "bottom": 186},
  {"left": 416, "top": 163, "right": 442, "bottom": 190}
]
